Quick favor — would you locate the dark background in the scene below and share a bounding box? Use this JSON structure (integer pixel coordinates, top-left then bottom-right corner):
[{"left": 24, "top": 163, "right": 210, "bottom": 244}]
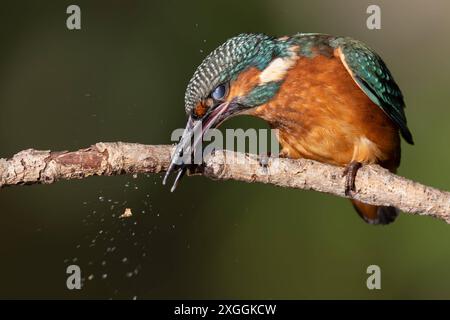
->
[{"left": 0, "top": 0, "right": 449, "bottom": 299}]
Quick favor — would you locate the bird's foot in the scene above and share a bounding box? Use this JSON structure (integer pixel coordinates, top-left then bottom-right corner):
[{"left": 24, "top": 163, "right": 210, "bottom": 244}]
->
[
  {"left": 279, "top": 149, "right": 289, "bottom": 158},
  {"left": 342, "top": 161, "right": 362, "bottom": 196}
]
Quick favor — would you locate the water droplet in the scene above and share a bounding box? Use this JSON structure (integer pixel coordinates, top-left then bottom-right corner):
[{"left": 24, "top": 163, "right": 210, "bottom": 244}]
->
[{"left": 88, "top": 274, "right": 94, "bottom": 280}]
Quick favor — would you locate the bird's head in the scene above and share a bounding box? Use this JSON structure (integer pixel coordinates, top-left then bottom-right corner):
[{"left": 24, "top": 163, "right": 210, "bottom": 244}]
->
[{"left": 163, "top": 33, "right": 298, "bottom": 190}]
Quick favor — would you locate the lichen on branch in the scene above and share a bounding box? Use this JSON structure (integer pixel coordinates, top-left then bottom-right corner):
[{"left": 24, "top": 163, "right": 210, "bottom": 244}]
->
[{"left": 0, "top": 142, "right": 449, "bottom": 223}]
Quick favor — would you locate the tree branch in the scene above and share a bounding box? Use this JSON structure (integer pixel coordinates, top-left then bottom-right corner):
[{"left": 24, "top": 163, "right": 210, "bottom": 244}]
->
[{"left": 1, "top": 142, "right": 449, "bottom": 222}]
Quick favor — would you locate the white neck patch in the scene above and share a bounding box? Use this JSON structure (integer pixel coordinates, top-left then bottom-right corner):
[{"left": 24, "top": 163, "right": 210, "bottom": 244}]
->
[{"left": 259, "top": 46, "right": 298, "bottom": 84}]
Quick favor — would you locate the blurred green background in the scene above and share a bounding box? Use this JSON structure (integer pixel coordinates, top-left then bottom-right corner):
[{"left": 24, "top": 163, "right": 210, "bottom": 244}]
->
[{"left": 0, "top": 0, "right": 449, "bottom": 299}]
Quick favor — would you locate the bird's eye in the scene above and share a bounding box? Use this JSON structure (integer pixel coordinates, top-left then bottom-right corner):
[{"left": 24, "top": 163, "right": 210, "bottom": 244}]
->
[{"left": 211, "top": 84, "right": 227, "bottom": 101}]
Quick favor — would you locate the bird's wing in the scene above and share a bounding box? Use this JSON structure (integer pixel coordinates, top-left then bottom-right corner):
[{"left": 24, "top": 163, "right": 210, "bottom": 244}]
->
[{"left": 332, "top": 37, "right": 414, "bottom": 144}]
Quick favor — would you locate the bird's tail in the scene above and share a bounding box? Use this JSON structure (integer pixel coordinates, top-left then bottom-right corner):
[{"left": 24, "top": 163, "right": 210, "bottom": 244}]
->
[{"left": 351, "top": 199, "right": 398, "bottom": 225}]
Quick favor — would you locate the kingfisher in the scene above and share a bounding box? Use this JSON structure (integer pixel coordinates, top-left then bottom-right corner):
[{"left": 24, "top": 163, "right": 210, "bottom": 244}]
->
[{"left": 163, "top": 33, "right": 414, "bottom": 225}]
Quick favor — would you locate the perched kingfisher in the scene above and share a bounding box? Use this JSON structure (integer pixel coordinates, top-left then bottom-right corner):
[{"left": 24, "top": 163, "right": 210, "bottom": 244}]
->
[{"left": 164, "top": 33, "right": 414, "bottom": 225}]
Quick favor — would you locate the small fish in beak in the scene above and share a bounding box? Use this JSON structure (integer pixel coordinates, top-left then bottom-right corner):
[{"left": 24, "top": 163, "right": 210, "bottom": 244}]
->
[{"left": 163, "top": 101, "right": 230, "bottom": 192}]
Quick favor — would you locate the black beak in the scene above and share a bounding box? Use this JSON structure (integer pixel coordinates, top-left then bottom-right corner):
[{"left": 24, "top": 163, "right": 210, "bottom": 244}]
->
[{"left": 163, "top": 101, "right": 231, "bottom": 192}]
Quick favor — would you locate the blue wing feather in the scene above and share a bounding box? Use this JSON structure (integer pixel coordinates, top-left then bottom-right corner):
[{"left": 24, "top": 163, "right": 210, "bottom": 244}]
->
[{"left": 331, "top": 37, "right": 414, "bottom": 144}]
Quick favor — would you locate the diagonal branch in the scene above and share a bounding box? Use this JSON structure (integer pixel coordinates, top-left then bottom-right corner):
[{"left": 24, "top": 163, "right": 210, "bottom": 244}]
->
[{"left": 0, "top": 142, "right": 449, "bottom": 223}]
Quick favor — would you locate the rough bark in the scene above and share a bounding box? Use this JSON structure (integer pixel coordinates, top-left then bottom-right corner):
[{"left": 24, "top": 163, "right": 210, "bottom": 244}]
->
[{"left": 0, "top": 142, "right": 449, "bottom": 223}]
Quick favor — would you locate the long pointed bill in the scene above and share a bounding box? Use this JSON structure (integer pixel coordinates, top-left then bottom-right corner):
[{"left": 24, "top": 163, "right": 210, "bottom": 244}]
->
[{"left": 163, "top": 101, "right": 230, "bottom": 192}]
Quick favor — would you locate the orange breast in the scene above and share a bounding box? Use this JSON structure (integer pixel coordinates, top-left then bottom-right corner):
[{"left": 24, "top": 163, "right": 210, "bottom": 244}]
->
[{"left": 250, "top": 53, "right": 401, "bottom": 170}]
